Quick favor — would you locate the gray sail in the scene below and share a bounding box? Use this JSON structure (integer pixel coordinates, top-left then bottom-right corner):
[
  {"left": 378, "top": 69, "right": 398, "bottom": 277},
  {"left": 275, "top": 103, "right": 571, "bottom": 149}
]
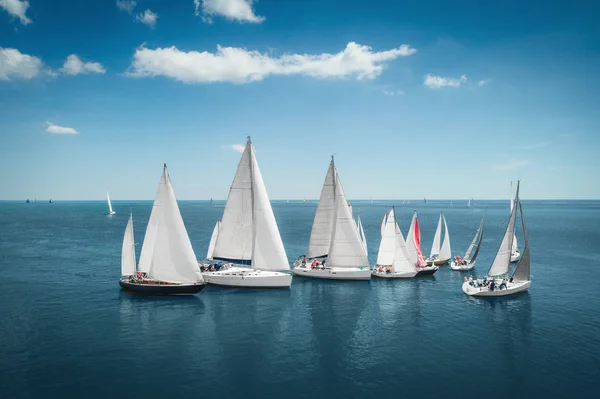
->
[
  {"left": 469, "top": 222, "right": 484, "bottom": 263},
  {"left": 487, "top": 182, "right": 519, "bottom": 277},
  {"left": 512, "top": 200, "right": 530, "bottom": 282},
  {"left": 464, "top": 218, "right": 484, "bottom": 261}
]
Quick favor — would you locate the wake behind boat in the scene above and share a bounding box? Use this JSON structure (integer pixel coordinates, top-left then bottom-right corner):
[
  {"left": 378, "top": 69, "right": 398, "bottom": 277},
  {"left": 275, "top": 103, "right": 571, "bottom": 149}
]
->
[
  {"left": 200, "top": 137, "right": 291, "bottom": 288},
  {"left": 119, "top": 164, "right": 206, "bottom": 295},
  {"left": 426, "top": 211, "right": 451, "bottom": 265},
  {"left": 293, "top": 156, "right": 371, "bottom": 280},
  {"left": 451, "top": 217, "right": 484, "bottom": 271},
  {"left": 462, "top": 181, "right": 530, "bottom": 297}
]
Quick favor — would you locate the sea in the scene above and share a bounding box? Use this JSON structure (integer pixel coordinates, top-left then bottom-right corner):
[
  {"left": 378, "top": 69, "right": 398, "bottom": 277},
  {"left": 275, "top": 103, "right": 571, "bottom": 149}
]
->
[{"left": 1, "top": 199, "right": 599, "bottom": 398}]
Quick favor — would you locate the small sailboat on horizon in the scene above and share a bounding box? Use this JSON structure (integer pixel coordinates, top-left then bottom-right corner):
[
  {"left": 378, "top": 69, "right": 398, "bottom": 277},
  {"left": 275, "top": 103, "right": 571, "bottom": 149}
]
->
[
  {"left": 451, "top": 217, "right": 484, "bottom": 271},
  {"left": 462, "top": 181, "right": 530, "bottom": 297},
  {"left": 107, "top": 191, "right": 116, "bottom": 215},
  {"left": 293, "top": 156, "right": 371, "bottom": 280},
  {"left": 119, "top": 164, "right": 206, "bottom": 295},
  {"left": 426, "top": 211, "right": 451, "bottom": 266},
  {"left": 200, "top": 137, "right": 292, "bottom": 288}
]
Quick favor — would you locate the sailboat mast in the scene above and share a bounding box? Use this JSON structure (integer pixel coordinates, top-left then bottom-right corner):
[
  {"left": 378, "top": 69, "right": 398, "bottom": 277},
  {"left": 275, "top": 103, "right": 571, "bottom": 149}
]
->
[{"left": 248, "top": 137, "right": 256, "bottom": 266}]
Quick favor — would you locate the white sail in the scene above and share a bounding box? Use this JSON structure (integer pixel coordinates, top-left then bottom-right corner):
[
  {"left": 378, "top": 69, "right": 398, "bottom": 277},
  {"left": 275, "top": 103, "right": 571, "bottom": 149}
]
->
[
  {"left": 439, "top": 213, "right": 451, "bottom": 260},
  {"left": 510, "top": 181, "right": 518, "bottom": 252},
  {"left": 348, "top": 203, "right": 353, "bottom": 216},
  {"left": 405, "top": 213, "right": 418, "bottom": 265},
  {"left": 357, "top": 214, "right": 368, "bottom": 256},
  {"left": 137, "top": 171, "right": 166, "bottom": 274},
  {"left": 393, "top": 222, "right": 417, "bottom": 273},
  {"left": 429, "top": 213, "right": 442, "bottom": 257},
  {"left": 464, "top": 218, "right": 483, "bottom": 260},
  {"left": 377, "top": 208, "right": 396, "bottom": 265},
  {"left": 467, "top": 198, "right": 471, "bottom": 208},
  {"left": 488, "top": 183, "right": 520, "bottom": 277},
  {"left": 380, "top": 209, "right": 387, "bottom": 237},
  {"left": 121, "top": 213, "right": 136, "bottom": 276},
  {"left": 107, "top": 191, "right": 115, "bottom": 214},
  {"left": 206, "top": 220, "right": 221, "bottom": 259},
  {"left": 212, "top": 142, "right": 253, "bottom": 262},
  {"left": 327, "top": 171, "right": 369, "bottom": 268},
  {"left": 308, "top": 158, "right": 336, "bottom": 258},
  {"left": 144, "top": 165, "right": 202, "bottom": 283},
  {"left": 250, "top": 143, "right": 290, "bottom": 271}
]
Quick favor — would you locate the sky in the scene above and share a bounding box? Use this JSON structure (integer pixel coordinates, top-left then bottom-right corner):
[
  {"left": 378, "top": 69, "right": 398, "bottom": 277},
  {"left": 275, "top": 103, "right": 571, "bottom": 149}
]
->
[{"left": 1, "top": 0, "right": 599, "bottom": 200}]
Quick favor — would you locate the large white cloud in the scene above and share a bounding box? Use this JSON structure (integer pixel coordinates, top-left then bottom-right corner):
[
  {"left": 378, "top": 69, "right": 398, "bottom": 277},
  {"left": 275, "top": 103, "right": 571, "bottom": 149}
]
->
[
  {"left": 60, "top": 54, "right": 106, "bottom": 75},
  {"left": 423, "top": 74, "right": 467, "bottom": 88},
  {"left": 0, "top": 47, "right": 43, "bottom": 80},
  {"left": 0, "top": 0, "right": 31, "bottom": 25},
  {"left": 45, "top": 122, "right": 78, "bottom": 135},
  {"left": 195, "top": 0, "right": 264, "bottom": 23},
  {"left": 126, "top": 42, "right": 417, "bottom": 83}
]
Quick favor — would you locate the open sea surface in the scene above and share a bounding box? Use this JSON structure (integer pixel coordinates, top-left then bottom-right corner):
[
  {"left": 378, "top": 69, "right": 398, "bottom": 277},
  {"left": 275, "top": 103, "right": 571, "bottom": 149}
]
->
[{"left": 1, "top": 200, "right": 599, "bottom": 398}]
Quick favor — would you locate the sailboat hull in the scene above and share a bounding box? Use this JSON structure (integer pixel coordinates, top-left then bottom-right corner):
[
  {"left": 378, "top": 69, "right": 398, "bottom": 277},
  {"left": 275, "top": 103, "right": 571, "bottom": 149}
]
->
[
  {"left": 292, "top": 265, "right": 371, "bottom": 280},
  {"left": 372, "top": 270, "right": 418, "bottom": 279},
  {"left": 119, "top": 279, "right": 206, "bottom": 295},
  {"left": 450, "top": 261, "right": 475, "bottom": 271},
  {"left": 426, "top": 257, "right": 450, "bottom": 266},
  {"left": 462, "top": 280, "right": 530, "bottom": 297},
  {"left": 415, "top": 266, "right": 439, "bottom": 276},
  {"left": 510, "top": 251, "right": 521, "bottom": 263},
  {"left": 202, "top": 267, "right": 292, "bottom": 288}
]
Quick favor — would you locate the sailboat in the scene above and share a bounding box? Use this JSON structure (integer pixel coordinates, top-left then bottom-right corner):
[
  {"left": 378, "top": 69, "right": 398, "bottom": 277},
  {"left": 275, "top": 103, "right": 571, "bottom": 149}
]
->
[
  {"left": 462, "top": 181, "right": 530, "bottom": 297},
  {"left": 451, "top": 217, "right": 484, "bottom": 271},
  {"left": 49, "top": 198, "right": 53, "bottom": 203},
  {"left": 426, "top": 211, "right": 451, "bottom": 265},
  {"left": 292, "top": 156, "right": 371, "bottom": 280},
  {"left": 200, "top": 137, "right": 291, "bottom": 288},
  {"left": 405, "top": 211, "right": 439, "bottom": 275},
  {"left": 510, "top": 181, "right": 521, "bottom": 263},
  {"left": 372, "top": 208, "right": 420, "bottom": 278},
  {"left": 107, "top": 191, "right": 116, "bottom": 215},
  {"left": 357, "top": 214, "right": 368, "bottom": 256},
  {"left": 466, "top": 198, "right": 471, "bottom": 208},
  {"left": 119, "top": 164, "right": 206, "bottom": 295},
  {"left": 26, "top": 198, "right": 30, "bottom": 204}
]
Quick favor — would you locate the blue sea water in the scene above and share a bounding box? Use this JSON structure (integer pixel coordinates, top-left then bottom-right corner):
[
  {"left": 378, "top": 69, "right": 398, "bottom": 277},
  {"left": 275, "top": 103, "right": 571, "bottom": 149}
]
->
[{"left": 1, "top": 199, "right": 599, "bottom": 398}]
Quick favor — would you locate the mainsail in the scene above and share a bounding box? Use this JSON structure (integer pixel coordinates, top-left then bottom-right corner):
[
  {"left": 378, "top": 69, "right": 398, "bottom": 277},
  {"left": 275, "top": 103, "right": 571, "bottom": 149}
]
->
[
  {"left": 307, "top": 157, "right": 336, "bottom": 258},
  {"left": 107, "top": 191, "right": 115, "bottom": 214},
  {"left": 139, "top": 165, "right": 202, "bottom": 283},
  {"left": 439, "top": 213, "right": 451, "bottom": 260},
  {"left": 405, "top": 212, "right": 418, "bottom": 265},
  {"left": 377, "top": 208, "right": 397, "bottom": 266},
  {"left": 429, "top": 212, "right": 443, "bottom": 257},
  {"left": 121, "top": 213, "right": 136, "bottom": 276},
  {"left": 393, "top": 222, "right": 417, "bottom": 274},
  {"left": 487, "top": 182, "right": 520, "bottom": 277},
  {"left": 357, "top": 214, "right": 368, "bottom": 256},
  {"left": 510, "top": 181, "right": 519, "bottom": 253},
  {"left": 464, "top": 218, "right": 484, "bottom": 261}
]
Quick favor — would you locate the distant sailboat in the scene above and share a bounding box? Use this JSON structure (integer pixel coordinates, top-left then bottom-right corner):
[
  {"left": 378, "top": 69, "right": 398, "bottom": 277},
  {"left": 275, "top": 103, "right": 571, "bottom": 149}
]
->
[
  {"left": 466, "top": 198, "right": 471, "bottom": 208},
  {"left": 49, "top": 198, "right": 53, "bottom": 204},
  {"left": 293, "top": 155, "right": 371, "bottom": 280},
  {"left": 26, "top": 198, "right": 30, "bottom": 204},
  {"left": 201, "top": 137, "right": 291, "bottom": 288},
  {"left": 451, "top": 218, "right": 484, "bottom": 271},
  {"left": 462, "top": 181, "right": 530, "bottom": 297},
  {"left": 119, "top": 164, "right": 206, "bottom": 295},
  {"left": 303, "top": 197, "right": 307, "bottom": 203},
  {"left": 107, "top": 191, "right": 116, "bottom": 215},
  {"left": 405, "top": 211, "right": 439, "bottom": 275},
  {"left": 424, "top": 197, "right": 427, "bottom": 203},
  {"left": 510, "top": 181, "right": 521, "bottom": 263},
  {"left": 426, "top": 212, "right": 451, "bottom": 265}
]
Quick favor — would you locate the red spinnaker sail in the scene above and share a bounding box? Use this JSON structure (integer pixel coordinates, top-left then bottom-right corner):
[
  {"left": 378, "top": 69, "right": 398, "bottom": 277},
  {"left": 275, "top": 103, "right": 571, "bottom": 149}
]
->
[{"left": 414, "top": 215, "right": 427, "bottom": 267}]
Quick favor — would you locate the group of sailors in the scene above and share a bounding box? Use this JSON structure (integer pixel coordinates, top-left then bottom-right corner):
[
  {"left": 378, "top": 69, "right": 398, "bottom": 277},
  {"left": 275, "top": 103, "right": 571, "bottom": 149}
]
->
[
  {"left": 465, "top": 276, "right": 512, "bottom": 291},
  {"left": 454, "top": 255, "right": 468, "bottom": 266},
  {"left": 376, "top": 265, "right": 393, "bottom": 274},
  {"left": 299, "top": 256, "right": 327, "bottom": 270},
  {"left": 199, "top": 263, "right": 231, "bottom": 272}
]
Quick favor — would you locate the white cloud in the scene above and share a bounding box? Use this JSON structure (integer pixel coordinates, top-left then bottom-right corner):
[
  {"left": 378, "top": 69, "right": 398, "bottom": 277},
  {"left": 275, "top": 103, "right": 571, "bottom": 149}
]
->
[
  {"left": 126, "top": 42, "right": 417, "bottom": 84},
  {"left": 493, "top": 160, "right": 530, "bottom": 171},
  {"left": 424, "top": 74, "right": 467, "bottom": 89},
  {"left": 478, "top": 79, "right": 491, "bottom": 87},
  {"left": 116, "top": 0, "right": 136, "bottom": 14},
  {"left": 136, "top": 9, "right": 157, "bottom": 28},
  {"left": 45, "top": 122, "right": 78, "bottom": 135},
  {"left": 230, "top": 144, "right": 245, "bottom": 153},
  {"left": 0, "top": 0, "right": 31, "bottom": 25},
  {"left": 196, "top": 0, "right": 264, "bottom": 24},
  {"left": 382, "top": 89, "right": 404, "bottom": 96},
  {"left": 60, "top": 55, "right": 106, "bottom": 75},
  {"left": 0, "top": 47, "right": 43, "bottom": 80}
]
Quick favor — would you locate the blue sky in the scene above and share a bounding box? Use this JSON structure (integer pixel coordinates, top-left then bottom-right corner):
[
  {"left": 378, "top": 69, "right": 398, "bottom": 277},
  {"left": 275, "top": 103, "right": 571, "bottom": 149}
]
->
[{"left": 1, "top": 0, "right": 599, "bottom": 200}]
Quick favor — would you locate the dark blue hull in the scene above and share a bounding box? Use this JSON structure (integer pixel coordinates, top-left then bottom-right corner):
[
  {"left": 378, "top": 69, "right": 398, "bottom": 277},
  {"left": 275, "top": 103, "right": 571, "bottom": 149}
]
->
[
  {"left": 415, "top": 268, "right": 438, "bottom": 277},
  {"left": 119, "top": 280, "right": 206, "bottom": 295}
]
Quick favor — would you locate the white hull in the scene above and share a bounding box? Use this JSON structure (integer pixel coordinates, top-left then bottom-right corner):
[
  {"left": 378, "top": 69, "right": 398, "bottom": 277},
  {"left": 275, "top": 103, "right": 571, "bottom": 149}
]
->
[
  {"left": 462, "top": 280, "right": 530, "bottom": 297},
  {"left": 372, "top": 270, "right": 418, "bottom": 279},
  {"left": 201, "top": 267, "right": 291, "bottom": 288},
  {"left": 426, "top": 257, "right": 450, "bottom": 266},
  {"left": 109, "top": 211, "right": 116, "bottom": 215},
  {"left": 510, "top": 251, "right": 521, "bottom": 263},
  {"left": 450, "top": 261, "right": 475, "bottom": 271},
  {"left": 292, "top": 265, "right": 371, "bottom": 280}
]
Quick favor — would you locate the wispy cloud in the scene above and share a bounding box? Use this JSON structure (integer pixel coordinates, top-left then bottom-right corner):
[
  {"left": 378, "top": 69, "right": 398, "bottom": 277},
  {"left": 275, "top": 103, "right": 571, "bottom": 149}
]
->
[
  {"left": 126, "top": 42, "right": 416, "bottom": 84},
  {"left": 516, "top": 141, "right": 552, "bottom": 150},
  {"left": 230, "top": 144, "right": 245, "bottom": 153},
  {"left": 195, "top": 0, "right": 265, "bottom": 24},
  {"left": 116, "top": 0, "right": 136, "bottom": 14},
  {"left": 0, "top": 0, "right": 31, "bottom": 25},
  {"left": 45, "top": 122, "right": 78, "bottom": 135},
  {"left": 60, "top": 55, "right": 106, "bottom": 75},
  {"left": 494, "top": 160, "right": 530, "bottom": 171},
  {"left": 382, "top": 89, "right": 404, "bottom": 96},
  {"left": 136, "top": 9, "right": 157, "bottom": 28},
  {"left": 478, "top": 79, "right": 492, "bottom": 87},
  {"left": 424, "top": 74, "right": 467, "bottom": 89},
  {"left": 0, "top": 47, "right": 43, "bottom": 80}
]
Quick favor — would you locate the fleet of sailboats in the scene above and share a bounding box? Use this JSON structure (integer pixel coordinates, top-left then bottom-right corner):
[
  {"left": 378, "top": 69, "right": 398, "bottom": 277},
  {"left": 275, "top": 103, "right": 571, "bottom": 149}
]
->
[
  {"left": 426, "top": 211, "right": 451, "bottom": 265},
  {"left": 292, "top": 156, "right": 371, "bottom": 280},
  {"left": 200, "top": 137, "right": 291, "bottom": 288}
]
